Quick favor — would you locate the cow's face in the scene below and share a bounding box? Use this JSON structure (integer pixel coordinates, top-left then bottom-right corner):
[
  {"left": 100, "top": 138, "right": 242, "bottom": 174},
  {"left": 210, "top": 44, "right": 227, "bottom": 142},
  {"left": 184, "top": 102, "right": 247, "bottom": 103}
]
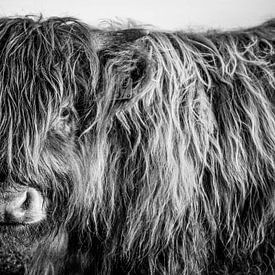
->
[
  {"left": 0, "top": 18, "right": 97, "bottom": 274},
  {"left": 0, "top": 17, "right": 148, "bottom": 274},
  {"left": 0, "top": 103, "right": 86, "bottom": 274}
]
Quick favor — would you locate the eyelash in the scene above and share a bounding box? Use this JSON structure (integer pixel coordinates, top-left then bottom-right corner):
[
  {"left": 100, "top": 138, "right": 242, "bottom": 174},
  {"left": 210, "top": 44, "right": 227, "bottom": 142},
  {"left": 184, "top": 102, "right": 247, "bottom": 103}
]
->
[{"left": 60, "top": 108, "right": 71, "bottom": 119}]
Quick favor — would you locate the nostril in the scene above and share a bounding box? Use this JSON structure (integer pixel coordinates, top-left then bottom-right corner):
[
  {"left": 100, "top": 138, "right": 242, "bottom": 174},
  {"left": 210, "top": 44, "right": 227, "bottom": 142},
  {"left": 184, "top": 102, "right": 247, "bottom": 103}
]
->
[
  {"left": 2, "top": 188, "right": 46, "bottom": 225},
  {"left": 21, "top": 191, "right": 31, "bottom": 210}
]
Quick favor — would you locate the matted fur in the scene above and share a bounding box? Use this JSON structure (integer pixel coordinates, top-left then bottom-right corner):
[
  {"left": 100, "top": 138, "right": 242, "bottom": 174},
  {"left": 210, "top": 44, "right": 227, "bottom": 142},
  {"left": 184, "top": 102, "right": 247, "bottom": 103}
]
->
[{"left": 0, "top": 16, "right": 274, "bottom": 275}]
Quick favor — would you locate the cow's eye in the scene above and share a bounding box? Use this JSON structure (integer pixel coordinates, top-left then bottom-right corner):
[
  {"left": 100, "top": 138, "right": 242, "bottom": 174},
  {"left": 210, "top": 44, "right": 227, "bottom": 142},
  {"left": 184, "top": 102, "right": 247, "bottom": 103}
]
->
[{"left": 60, "top": 108, "right": 71, "bottom": 120}]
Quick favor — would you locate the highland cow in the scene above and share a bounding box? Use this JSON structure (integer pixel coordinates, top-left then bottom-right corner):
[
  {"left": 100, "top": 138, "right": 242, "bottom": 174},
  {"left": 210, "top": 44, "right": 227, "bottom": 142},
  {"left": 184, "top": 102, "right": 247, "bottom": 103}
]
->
[{"left": 0, "top": 16, "right": 274, "bottom": 275}]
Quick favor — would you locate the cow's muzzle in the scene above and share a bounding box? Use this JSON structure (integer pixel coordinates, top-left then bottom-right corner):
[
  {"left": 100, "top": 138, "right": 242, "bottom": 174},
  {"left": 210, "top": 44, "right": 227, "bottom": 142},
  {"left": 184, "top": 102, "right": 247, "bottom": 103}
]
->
[{"left": 0, "top": 187, "right": 46, "bottom": 225}]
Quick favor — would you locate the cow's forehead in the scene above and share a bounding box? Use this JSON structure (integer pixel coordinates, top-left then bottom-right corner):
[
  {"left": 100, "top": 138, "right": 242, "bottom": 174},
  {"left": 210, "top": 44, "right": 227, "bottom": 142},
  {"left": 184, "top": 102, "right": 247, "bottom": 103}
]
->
[{"left": 0, "top": 17, "right": 98, "bottom": 116}]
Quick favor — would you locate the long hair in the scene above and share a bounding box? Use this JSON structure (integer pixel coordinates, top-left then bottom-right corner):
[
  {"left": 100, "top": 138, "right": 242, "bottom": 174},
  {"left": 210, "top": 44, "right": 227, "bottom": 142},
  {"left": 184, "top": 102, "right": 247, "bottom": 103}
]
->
[
  {"left": 0, "top": 16, "right": 274, "bottom": 275},
  {"left": 85, "top": 19, "right": 275, "bottom": 274}
]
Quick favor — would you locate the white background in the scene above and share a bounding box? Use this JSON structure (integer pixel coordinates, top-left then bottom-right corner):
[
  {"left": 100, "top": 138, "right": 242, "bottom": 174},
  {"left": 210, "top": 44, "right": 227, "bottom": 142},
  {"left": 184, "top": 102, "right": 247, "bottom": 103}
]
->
[{"left": 0, "top": 0, "right": 275, "bottom": 30}]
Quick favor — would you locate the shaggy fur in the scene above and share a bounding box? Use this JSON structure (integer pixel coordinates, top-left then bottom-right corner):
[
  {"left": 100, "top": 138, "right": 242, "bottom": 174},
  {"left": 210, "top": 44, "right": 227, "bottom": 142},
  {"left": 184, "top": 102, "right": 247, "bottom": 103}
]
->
[{"left": 0, "top": 16, "right": 274, "bottom": 275}]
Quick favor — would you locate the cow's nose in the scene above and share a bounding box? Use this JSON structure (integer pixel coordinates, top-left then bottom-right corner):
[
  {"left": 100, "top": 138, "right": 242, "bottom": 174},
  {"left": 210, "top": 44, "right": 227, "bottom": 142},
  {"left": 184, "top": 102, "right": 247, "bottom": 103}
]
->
[{"left": 0, "top": 188, "right": 46, "bottom": 225}]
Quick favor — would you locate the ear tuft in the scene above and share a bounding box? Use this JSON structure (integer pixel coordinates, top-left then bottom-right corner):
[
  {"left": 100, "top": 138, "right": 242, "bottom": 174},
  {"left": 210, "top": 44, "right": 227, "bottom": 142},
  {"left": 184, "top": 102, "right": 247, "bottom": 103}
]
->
[
  {"left": 109, "top": 29, "right": 149, "bottom": 44},
  {"left": 92, "top": 29, "right": 149, "bottom": 51}
]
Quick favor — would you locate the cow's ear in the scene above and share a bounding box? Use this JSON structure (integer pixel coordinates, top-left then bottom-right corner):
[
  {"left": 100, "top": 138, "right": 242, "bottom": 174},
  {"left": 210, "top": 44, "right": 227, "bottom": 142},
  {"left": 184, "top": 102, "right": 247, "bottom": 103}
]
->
[
  {"left": 91, "top": 28, "right": 150, "bottom": 102},
  {"left": 92, "top": 29, "right": 149, "bottom": 51},
  {"left": 77, "top": 28, "right": 150, "bottom": 135}
]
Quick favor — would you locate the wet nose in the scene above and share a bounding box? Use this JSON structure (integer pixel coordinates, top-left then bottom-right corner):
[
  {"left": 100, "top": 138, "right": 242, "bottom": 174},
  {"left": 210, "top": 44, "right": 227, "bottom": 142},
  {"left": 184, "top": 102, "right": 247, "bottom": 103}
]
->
[{"left": 0, "top": 188, "right": 46, "bottom": 225}]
